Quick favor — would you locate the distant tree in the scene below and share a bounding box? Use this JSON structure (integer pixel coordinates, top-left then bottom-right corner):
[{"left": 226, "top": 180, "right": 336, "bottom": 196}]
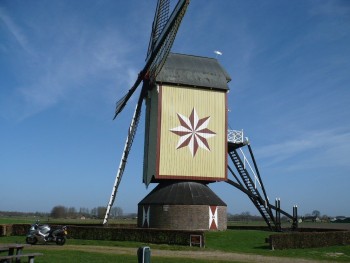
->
[
  {"left": 241, "top": 211, "right": 251, "bottom": 222},
  {"left": 91, "top": 207, "right": 97, "bottom": 218},
  {"left": 97, "top": 207, "right": 107, "bottom": 219},
  {"left": 110, "top": 207, "right": 123, "bottom": 218},
  {"left": 321, "top": 214, "right": 329, "bottom": 222},
  {"left": 67, "top": 207, "right": 77, "bottom": 218},
  {"left": 51, "top": 205, "right": 66, "bottom": 218},
  {"left": 312, "top": 210, "right": 321, "bottom": 218},
  {"left": 79, "top": 207, "right": 90, "bottom": 217}
]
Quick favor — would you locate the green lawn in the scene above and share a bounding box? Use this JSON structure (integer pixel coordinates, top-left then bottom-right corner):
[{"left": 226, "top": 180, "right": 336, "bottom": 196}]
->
[{"left": 206, "top": 230, "right": 350, "bottom": 262}]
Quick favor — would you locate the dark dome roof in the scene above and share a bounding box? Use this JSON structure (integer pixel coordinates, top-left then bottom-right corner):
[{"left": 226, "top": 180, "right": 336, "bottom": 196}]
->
[{"left": 138, "top": 181, "right": 226, "bottom": 206}]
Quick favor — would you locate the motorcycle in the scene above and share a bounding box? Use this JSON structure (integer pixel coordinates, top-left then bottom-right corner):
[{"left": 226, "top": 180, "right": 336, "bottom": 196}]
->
[{"left": 26, "top": 221, "right": 67, "bottom": 245}]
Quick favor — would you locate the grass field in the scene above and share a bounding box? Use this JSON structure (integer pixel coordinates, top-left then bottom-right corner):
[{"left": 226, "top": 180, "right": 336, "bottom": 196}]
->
[{"left": 1, "top": 218, "right": 350, "bottom": 262}]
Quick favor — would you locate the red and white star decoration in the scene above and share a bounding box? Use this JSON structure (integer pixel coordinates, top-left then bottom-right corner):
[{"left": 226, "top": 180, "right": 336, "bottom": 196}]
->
[{"left": 170, "top": 108, "right": 216, "bottom": 157}]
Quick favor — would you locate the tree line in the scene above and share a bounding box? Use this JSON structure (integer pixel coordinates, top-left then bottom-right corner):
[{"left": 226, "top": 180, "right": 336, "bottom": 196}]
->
[
  {"left": 0, "top": 206, "right": 124, "bottom": 220},
  {"left": 227, "top": 209, "right": 332, "bottom": 222},
  {"left": 1, "top": 208, "right": 333, "bottom": 222},
  {"left": 50, "top": 206, "right": 123, "bottom": 219}
]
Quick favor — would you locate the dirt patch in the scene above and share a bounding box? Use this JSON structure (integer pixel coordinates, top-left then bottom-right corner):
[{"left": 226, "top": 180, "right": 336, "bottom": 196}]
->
[{"left": 325, "top": 252, "right": 344, "bottom": 257}]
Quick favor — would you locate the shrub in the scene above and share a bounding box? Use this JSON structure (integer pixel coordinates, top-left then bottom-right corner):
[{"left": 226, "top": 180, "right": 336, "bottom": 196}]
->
[
  {"left": 2, "top": 224, "right": 204, "bottom": 246},
  {"left": 269, "top": 230, "right": 350, "bottom": 249}
]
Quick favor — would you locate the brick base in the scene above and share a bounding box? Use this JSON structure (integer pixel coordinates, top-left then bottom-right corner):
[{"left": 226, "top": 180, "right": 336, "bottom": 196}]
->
[{"left": 137, "top": 204, "right": 227, "bottom": 231}]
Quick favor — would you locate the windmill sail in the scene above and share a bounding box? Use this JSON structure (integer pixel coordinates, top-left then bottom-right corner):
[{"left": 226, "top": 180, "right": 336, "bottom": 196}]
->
[
  {"left": 147, "top": 0, "right": 170, "bottom": 59},
  {"left": 103, "top": 88, "right": 146, "bottom": 225},
  {"left": 104, "top": 0, "right": 190, "bottom": 225},
  {"left": 113, "top": 74, "right": 143, "bottom": 120},
  {"left": 113, "top": 0, "right": 189, "bottom": 119},
  {"left": 147, "top": 0, "right": 188, "bottom": 79}
]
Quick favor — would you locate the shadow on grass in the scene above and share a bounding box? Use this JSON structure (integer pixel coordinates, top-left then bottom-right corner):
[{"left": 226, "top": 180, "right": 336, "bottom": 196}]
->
[{"left": 253, "top": 245, "right": 271, "bottom": 250}]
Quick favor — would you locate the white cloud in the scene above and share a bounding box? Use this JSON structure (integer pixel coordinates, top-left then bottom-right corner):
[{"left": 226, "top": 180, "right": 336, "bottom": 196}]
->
[
  {"left": 254, "top": 129, "right": 350, "bottom": 171},
  {"left": 309, "top": 0, "right": 350, "bottom": 17},
  {"left": 0, "top": 7, "right": 31, "bottom": 54},
  {"left": 0, "top": 8, "right": 139, "bottom": 120}
]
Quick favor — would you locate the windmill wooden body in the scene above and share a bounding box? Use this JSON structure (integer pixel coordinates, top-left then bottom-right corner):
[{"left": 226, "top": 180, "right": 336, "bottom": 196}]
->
[
  {"left": 143, "top": 53, "right": 230, "bottom": 185},
  {"left": 139, "top": 53, "right": 231, "bottom": 230}
]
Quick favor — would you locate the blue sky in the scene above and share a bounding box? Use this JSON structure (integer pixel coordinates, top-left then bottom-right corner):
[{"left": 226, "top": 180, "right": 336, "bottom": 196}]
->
[{"left": 1, "top": 0, "right": 349, "bottom": 217}]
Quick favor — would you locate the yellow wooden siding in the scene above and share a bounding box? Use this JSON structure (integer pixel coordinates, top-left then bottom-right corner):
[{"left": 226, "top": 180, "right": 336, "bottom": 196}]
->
[{"left": 158, "top": 84, "right": 227, "bottom": 180}]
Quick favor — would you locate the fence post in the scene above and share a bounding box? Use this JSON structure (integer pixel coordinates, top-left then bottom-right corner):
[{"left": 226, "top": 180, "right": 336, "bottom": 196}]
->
[{"left": 137, "top": 246, "right": 151, "bottom": 263}]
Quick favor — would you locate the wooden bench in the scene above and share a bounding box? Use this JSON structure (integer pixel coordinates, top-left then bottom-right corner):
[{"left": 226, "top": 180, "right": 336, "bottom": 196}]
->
[
  {"left": 0, "top": 244, "right": 29, "bottom": 256},
  {"left": 0, "top": 253, "right": 43, "bottom": 263}
]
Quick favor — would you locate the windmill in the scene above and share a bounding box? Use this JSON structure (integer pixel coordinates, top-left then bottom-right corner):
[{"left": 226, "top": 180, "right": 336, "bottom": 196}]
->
[
  {"left": 104, "top": 0, "right": 298, "bottom": 231},
  {"left": 103, "top": 0, "right": 190, "bottom": 225}
]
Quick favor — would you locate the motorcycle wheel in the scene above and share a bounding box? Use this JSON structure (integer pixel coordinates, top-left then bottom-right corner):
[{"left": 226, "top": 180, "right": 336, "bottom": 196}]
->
[
  {"left": 56, "top": 236, "right": 66, "bottom": 246},
  {"left": 26, "top": 236, "right": 38, "bottom": 245}
]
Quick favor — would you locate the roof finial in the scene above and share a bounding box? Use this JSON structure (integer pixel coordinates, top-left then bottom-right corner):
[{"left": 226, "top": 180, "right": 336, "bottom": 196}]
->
[{"left": 214, "top": 50, "right": 223, "bottom": 58}]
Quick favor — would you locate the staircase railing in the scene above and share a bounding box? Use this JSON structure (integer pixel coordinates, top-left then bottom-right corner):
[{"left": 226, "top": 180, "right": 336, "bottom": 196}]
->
[
  {"left": 239, "top": 148, "right": 261, "bottom": 189},
  {"left": 227, "top": 129, "right": 244, "bottom": 144},
  {"left": 228, "top": 149, "right": 275, "bottom": 230},
  {"left": 226, "top": 130, "right": 298, "bottom": 231}
]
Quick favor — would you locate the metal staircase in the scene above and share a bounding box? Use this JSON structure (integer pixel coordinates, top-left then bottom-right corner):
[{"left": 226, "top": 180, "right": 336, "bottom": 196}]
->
[
  {"left": 226, "top": 130, "right": 297, "bottom": 231},
  {"left": 228, "top": 149, "right": 275, "bottom": 229}
]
